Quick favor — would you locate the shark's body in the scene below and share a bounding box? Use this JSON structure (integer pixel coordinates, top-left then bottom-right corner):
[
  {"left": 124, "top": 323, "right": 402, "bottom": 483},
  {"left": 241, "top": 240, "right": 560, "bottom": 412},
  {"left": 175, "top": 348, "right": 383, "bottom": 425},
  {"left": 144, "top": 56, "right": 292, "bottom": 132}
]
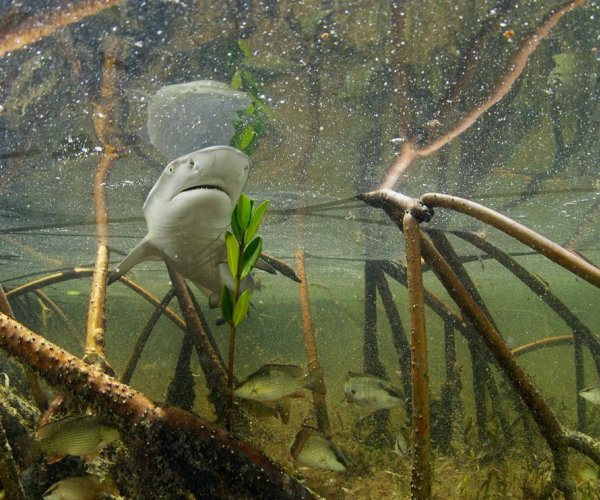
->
[{"left": 109, "top": 146, "right": 251, "bottom": 306}]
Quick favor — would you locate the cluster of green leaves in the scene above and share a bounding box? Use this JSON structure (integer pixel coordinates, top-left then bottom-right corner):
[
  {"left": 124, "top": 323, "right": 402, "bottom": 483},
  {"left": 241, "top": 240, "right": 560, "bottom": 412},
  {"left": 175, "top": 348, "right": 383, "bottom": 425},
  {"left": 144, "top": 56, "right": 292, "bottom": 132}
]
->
[
  {"left": 221, "top": 194, "right": 269, "bottom": 327},
  {"left": 229, "top": 40, "right": 272, "bottom": 155}
]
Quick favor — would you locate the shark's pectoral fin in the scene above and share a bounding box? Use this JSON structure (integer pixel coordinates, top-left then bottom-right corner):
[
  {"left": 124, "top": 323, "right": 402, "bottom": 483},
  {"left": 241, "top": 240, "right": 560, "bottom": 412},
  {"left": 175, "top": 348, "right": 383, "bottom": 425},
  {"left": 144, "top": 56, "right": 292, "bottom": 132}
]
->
[
  {"left": 108, "top": 236, "right": 161, "bottom": 285},
  {"left": 255, "top": 259, "right": 277, "bottom": 275},
  {"left": 258, "top": 252, "right": 301, "bottom": 283}
]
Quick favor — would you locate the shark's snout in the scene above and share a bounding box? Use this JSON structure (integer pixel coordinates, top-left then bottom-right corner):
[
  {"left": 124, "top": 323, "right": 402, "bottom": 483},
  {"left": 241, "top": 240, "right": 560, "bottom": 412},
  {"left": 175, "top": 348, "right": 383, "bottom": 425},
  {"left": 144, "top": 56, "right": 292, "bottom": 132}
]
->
[{"left": 187, "top": 154, "right": 215, "bottom": 173}]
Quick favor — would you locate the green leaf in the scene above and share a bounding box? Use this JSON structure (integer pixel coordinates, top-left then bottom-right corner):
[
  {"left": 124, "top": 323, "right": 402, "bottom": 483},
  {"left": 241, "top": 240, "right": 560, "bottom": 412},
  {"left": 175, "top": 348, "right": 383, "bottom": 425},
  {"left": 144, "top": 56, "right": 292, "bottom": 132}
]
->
[
  {"left": 230, "top": 117, "right": 256, "bottom": 154},
  {"left": 225, "top": 232, "right": 239, "bottom": 278},
  {"left": 238, "top": 39, "right": 253, "bottom": 58},
  {"left": 231, "top": 206, "right": 242, "bottom": 242},
  {"left": 221, "top": 286, "right": 233, "bottom": 324},
  {"left": 237, "top": 194, "right": 252, "bottom": 231},
  {"left": 231, "top": 69, "right": 242, "bottom": 90},
  {"left": 238, "top": 125, "right": 257, "bottom": 152},
  {"left": 245, "top": 200, "right": 269, "bottom": 241},
  {"left": 253, "top": 98, "right": 273, "bottom": 119},
  {"left": 241, "top": 236, "right": 262, "bottom": 279},
  {"left": 233, "top": 290, "right": 251, "bottom": 326},
  {"left": 241, "top": 70, "right": 259, "bottom": 93}
]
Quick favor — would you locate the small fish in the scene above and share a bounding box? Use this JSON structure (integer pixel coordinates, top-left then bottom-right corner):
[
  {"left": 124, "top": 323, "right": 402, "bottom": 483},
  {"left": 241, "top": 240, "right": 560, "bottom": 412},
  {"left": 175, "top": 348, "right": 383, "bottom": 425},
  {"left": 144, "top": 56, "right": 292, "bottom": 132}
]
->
[
  {"left": 36, "top": 415, "right": 120, "bottom": 464},
  {"left": 344, "top": 372, "right": 404, "bottom": 413},
  {"left": 43, "top": 475, "right": 115, "bottom": 500},
  {"left": 234, "top": 364, "right": 324, "bottom": 402},
  {"left": 238, "top": 398, "right": 291, "bottom": 424},
  {"left": 393, "top": 427, "right": 409, "bottom": 458},
  {"left": 290, "top": 427, "right": 350, "bottom": 472},
  {"left": 579, "top": 386, "right": 600, "bottom": 409}
]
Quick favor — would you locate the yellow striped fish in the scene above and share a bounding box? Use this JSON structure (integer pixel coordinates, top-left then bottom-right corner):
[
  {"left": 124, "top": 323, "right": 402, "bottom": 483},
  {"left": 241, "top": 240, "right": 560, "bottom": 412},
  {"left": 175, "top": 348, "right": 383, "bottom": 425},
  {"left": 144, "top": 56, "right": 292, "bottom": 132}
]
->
[
  {"left": 290, "top": 427, "right": 350, "bottom": 472},
  {"left": 43, "top": 475, "right": 116, "bottom": 500},
  {"left": 36, "top": 415, "right": 119, "bottom": 464}
]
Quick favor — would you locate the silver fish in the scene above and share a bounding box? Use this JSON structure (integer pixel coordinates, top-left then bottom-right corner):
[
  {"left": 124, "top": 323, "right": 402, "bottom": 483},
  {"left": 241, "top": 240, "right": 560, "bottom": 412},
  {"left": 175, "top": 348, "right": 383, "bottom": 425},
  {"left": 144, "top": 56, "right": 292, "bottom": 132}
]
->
[
  {"left": 234, "top": 364, "right": 323, "bottom": 402},
  {"left": 36, "top": 415, "right": 120, "bottom": 464},
  {"left": 579, "top": 386, "right": 600, "bottom": 408},
  {"left": 344, "top": 372, "right": 403, "bottom": 412},
  {"left": 290, "top": 427, "right": 350, "bottom": 472},
  {"left": 108, "top": 146, "right": 252, "bottom": 307}
]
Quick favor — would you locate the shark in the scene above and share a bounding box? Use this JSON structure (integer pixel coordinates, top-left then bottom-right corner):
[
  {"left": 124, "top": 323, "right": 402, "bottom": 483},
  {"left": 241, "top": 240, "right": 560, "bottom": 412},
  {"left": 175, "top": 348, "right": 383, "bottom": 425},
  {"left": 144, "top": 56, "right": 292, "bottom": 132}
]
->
[{"left": 109, "top": 145, "right": 258, "bottom": 307}]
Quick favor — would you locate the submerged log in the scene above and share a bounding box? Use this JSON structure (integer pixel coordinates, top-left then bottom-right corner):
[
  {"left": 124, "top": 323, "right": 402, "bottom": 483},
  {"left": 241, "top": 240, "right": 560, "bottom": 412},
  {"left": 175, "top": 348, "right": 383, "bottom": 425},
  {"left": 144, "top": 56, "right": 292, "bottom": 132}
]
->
[{"left": 0, "top": 312, "right": 315, "bottom": 499}]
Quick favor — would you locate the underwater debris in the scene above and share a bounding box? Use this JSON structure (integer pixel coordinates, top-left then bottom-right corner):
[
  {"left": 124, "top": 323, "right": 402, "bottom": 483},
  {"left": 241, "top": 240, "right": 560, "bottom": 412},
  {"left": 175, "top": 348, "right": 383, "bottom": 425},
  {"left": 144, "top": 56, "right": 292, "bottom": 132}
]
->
[{"left": 290, "top": 427, "right": 350, "bottom": 472}]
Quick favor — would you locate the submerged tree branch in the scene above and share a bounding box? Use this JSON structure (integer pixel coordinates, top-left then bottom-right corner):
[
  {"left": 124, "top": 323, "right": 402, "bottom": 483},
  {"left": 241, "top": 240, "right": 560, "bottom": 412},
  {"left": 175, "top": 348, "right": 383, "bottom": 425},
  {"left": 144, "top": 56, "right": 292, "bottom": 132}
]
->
[
  {"left": 1, "top": 285, "right": 48, "bottom": 410},
  {"left": 32, "top": 289, "right": 81, "bottom": 345},
  {"left": 380, "top": 0, "right": 584, "bottom": 188},
  {"left": 120, "top": 287, "right": 177, "bottom": 384},
  {"left": 421, "top": 193, "right": 600, "bottom": 289},
  {"left": 85, "top": 36, "right": 122, "bottom": 369},
  {"left": 0, "top": 286, "right": 28, "bottom": 500},
  {"left": 403, "top": 214, "right": 431, "bottom": 500},
  {"left": 512, "top": 335, "right": 574, "bottom": 357},
  {"left": 167, "top": 265, "right": 229, "bottom": 425},
  {"left": 417, "top": 234, "right": 575, "bottom": 496},
  {"left": 0, "top": 313, "right": 315, "bottom": 498},
  {"left": 296, "top": 248, "right": 330, "bottom": 437},
  {"left": 0, "top": 0, "right": 123, "bottom": 59},
  {"left": 362, "top": 188, "right": 584, "bottom": 495}
]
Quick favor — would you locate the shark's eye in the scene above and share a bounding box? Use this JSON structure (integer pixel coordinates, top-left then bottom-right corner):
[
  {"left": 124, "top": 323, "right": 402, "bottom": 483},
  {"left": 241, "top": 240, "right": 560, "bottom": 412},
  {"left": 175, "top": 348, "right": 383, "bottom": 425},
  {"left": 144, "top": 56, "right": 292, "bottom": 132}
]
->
[
  {"left": 168, "top": 166, "right": 173, "bottom": 174},
  {"left": 189, "top": 160, "right": 195, "bottom": 167}
]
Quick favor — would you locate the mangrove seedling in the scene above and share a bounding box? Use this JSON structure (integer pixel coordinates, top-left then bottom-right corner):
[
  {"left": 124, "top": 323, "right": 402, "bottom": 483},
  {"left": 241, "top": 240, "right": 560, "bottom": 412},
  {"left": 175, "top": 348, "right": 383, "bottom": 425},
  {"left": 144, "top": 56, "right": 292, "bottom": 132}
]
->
[
  {"left": 221, "top": 193, "right": 269, "bottom": 432},
  {"left": 229, "top": 40, "right": 272, "bottom": 155}
]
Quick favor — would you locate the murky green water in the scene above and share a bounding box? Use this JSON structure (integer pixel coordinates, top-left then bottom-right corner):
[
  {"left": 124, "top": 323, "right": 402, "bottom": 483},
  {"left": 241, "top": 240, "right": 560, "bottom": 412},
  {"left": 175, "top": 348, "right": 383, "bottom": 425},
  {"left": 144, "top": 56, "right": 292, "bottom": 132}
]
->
[{"left": 1, "top": 0, "right": 600, "bottom": 498}]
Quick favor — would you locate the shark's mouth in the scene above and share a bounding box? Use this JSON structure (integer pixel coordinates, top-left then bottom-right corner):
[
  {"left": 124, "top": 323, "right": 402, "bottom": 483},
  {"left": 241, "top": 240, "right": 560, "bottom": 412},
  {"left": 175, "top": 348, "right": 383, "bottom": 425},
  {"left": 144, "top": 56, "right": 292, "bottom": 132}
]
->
[{"left": 178, "top": 184, "right": 229, "bottom": 196}]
